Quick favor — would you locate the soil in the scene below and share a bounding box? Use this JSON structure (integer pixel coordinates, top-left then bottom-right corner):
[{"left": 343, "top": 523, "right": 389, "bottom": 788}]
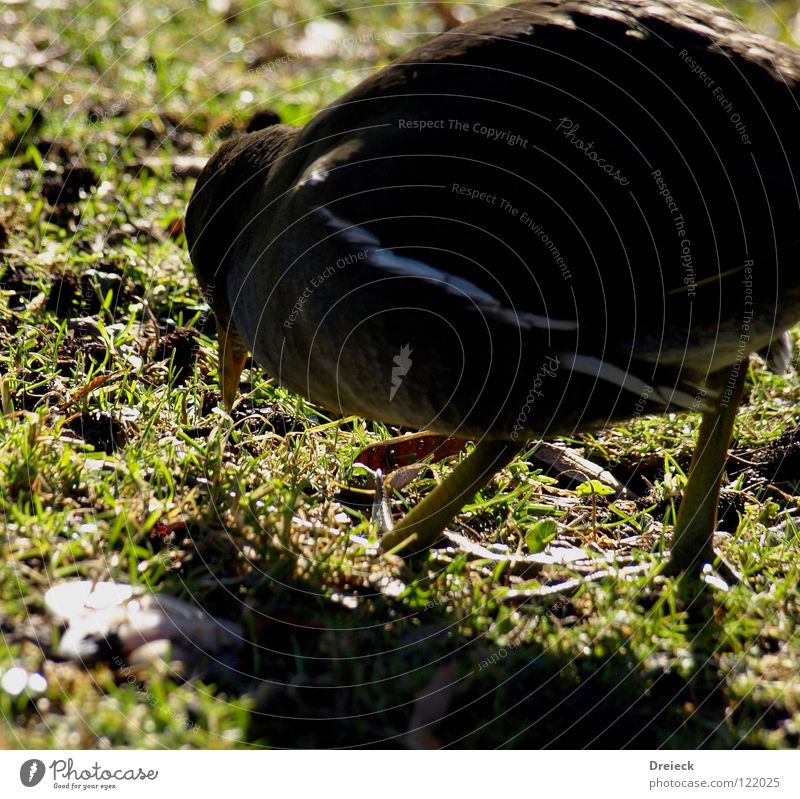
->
[
  {"left": 41, "top": 163, "right": 98, "bottom": 205},
  {"left": 65, "top": 411, "right": 127, "bottom": 454},
  {"left": 157, "top": 327, "right": 198, "bottom": 386}
]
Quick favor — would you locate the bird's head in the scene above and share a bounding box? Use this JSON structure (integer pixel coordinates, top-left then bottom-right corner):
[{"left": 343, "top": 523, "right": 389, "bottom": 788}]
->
[{"left": 185, "top": 124, "right": 298, "bottom": 409}]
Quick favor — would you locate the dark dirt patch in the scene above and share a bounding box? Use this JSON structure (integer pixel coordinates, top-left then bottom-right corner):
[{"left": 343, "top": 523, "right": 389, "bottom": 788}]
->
[
  {"left": 435, "top": 651, "right": 727, "bottom": 749},
  {"left": 85, "top": 100, "right": 130, "bottom": 125},
  {"left": 628, "top": 483, "right": 743, "bottom": 534},
  {"left": 157, "top": 327, "right": 198, "bottom": 386},
  {"left": 200, "top": 390, "right": 221, "bottom": 417},
  {"left": 183, "top": 425, "right": 214, "bottom": 440},
  {"left": 33, "top": 137, "right": 74, "bottom": 163},
  {"left": 1, "top": 263, "right": 37, "bottom": 289},
  {"left": 0, "top": 263, "right": 42, "bottom": 309},
  {"left": 65, "top": 411, "right": 127, "bottom": 454},
  {"left": 717, "top": 488, "right": 747, "bottom": 532},
  {"left": 41, "top": 163, "right": 98, "bottom": 206},
  {"left": 80, "top": 268, "right": 127, "bottom": 314},
  {"left": 604, "top": 450, "right": 690, "bottom": 498},
  {"left": 12, "top": 372, "right": 60, "bottom": 411},
  {"left": 45, "top": 272, "right": 81, "bottom": 317},
  {"left": 731, "top": 427, "right": 800, "bottom": 486},
  {"left": 58, "top": 321, "right": 111, "bottom": 368},
  {"left": 54, "top": 352, "right": 81, "bottom": 377},
  {"left": 129, "top": 112, "right": 194, "bottom": 152},
  {"left": 157, "top": 299, "right": 214, "bottom": 333},
  {"left": 1, "top": 106, "right": 45, "bottom": 156},
  {"left": 46, "top": 268, "right": 134, "bottom": 318},
  {"left": 593, "top": 425, "right": 800, "bottom": 497},
  {"left": 230, "top": 403, "right": 305, "bottom": 437}
]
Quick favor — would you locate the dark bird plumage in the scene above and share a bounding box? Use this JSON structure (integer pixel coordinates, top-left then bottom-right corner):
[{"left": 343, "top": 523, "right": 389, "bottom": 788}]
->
[{"left": 187, "top": 0, "right": 800, "bottom": 570}]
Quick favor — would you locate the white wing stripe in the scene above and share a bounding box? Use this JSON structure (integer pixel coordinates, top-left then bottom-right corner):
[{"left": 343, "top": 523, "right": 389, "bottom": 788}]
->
[
  {"left": 560, "top": 353, "right": 697, "bottom": 409},
  {"left": 319, "top": 208, "right": 578, "bottom": 332}
]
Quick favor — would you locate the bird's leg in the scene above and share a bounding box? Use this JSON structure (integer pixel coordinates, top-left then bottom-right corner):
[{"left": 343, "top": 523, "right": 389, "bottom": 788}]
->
[
  {"left": 668, "top": 358, "right": 749, "bottom": 575},
  {"left": 380, "top": 439, "right": 523, "bottom": 553}
]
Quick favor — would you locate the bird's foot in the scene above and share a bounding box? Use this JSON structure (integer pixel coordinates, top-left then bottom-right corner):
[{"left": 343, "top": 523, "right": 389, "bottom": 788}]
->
[{"left": 380, "top": 439, "right": 523, "bottom": 555}]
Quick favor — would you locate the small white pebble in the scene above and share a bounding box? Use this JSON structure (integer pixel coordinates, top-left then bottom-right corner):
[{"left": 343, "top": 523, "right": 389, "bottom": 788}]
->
[
  {"left": 78, "top": 523, "right": 98, "bottom": 535},
  {"left": 1, "top": 667, "right": 29, "bottom": 696},
  {"left": 27, "top": 673, "right": 47, "bottom": 695}
]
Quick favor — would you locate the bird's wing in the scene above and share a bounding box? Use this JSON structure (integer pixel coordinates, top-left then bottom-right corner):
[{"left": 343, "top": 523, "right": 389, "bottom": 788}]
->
[{"left": 276, "top": 124, "right": 584, "bottom": 341}]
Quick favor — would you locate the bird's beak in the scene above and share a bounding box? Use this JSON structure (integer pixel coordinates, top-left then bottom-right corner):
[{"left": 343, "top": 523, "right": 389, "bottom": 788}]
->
[{"left": 217, "top": 320, "right": 248, "bottom": 411}]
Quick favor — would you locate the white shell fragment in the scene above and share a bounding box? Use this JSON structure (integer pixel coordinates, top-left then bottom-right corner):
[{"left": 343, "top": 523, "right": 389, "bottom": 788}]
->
[
  {"left": 44, "top": 580, "right": 134, "bottom": 625},
  {"left": 44, "top": 580, "right": 242, "bottom": 662}
]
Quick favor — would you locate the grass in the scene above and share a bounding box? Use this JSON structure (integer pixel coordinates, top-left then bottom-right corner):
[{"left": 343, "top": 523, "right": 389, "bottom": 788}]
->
[{"left": 1, "top": 0, "right": 799, "bottom": 749}]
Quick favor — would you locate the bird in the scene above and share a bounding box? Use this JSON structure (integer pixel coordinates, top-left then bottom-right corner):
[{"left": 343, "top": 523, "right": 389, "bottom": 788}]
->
[{"left": 186, "top": 0, "right": 800, "bottom": 575}]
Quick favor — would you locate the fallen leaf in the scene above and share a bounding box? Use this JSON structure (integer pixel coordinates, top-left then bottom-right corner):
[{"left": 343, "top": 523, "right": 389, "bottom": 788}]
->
[
  {"left": 58, "top": 370, "right": 124, "bottom": 412},
  {"left": 576, "top": 479, "right": 616, "bottom": 497},
  {"left": 355, "top": 431, "right": 468, "bottom": 471}
]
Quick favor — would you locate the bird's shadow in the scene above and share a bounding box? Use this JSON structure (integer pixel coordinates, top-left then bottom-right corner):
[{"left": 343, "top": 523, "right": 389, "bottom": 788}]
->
[{"left": 162, "top": 533, "right": 774, "bottom": 749}]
